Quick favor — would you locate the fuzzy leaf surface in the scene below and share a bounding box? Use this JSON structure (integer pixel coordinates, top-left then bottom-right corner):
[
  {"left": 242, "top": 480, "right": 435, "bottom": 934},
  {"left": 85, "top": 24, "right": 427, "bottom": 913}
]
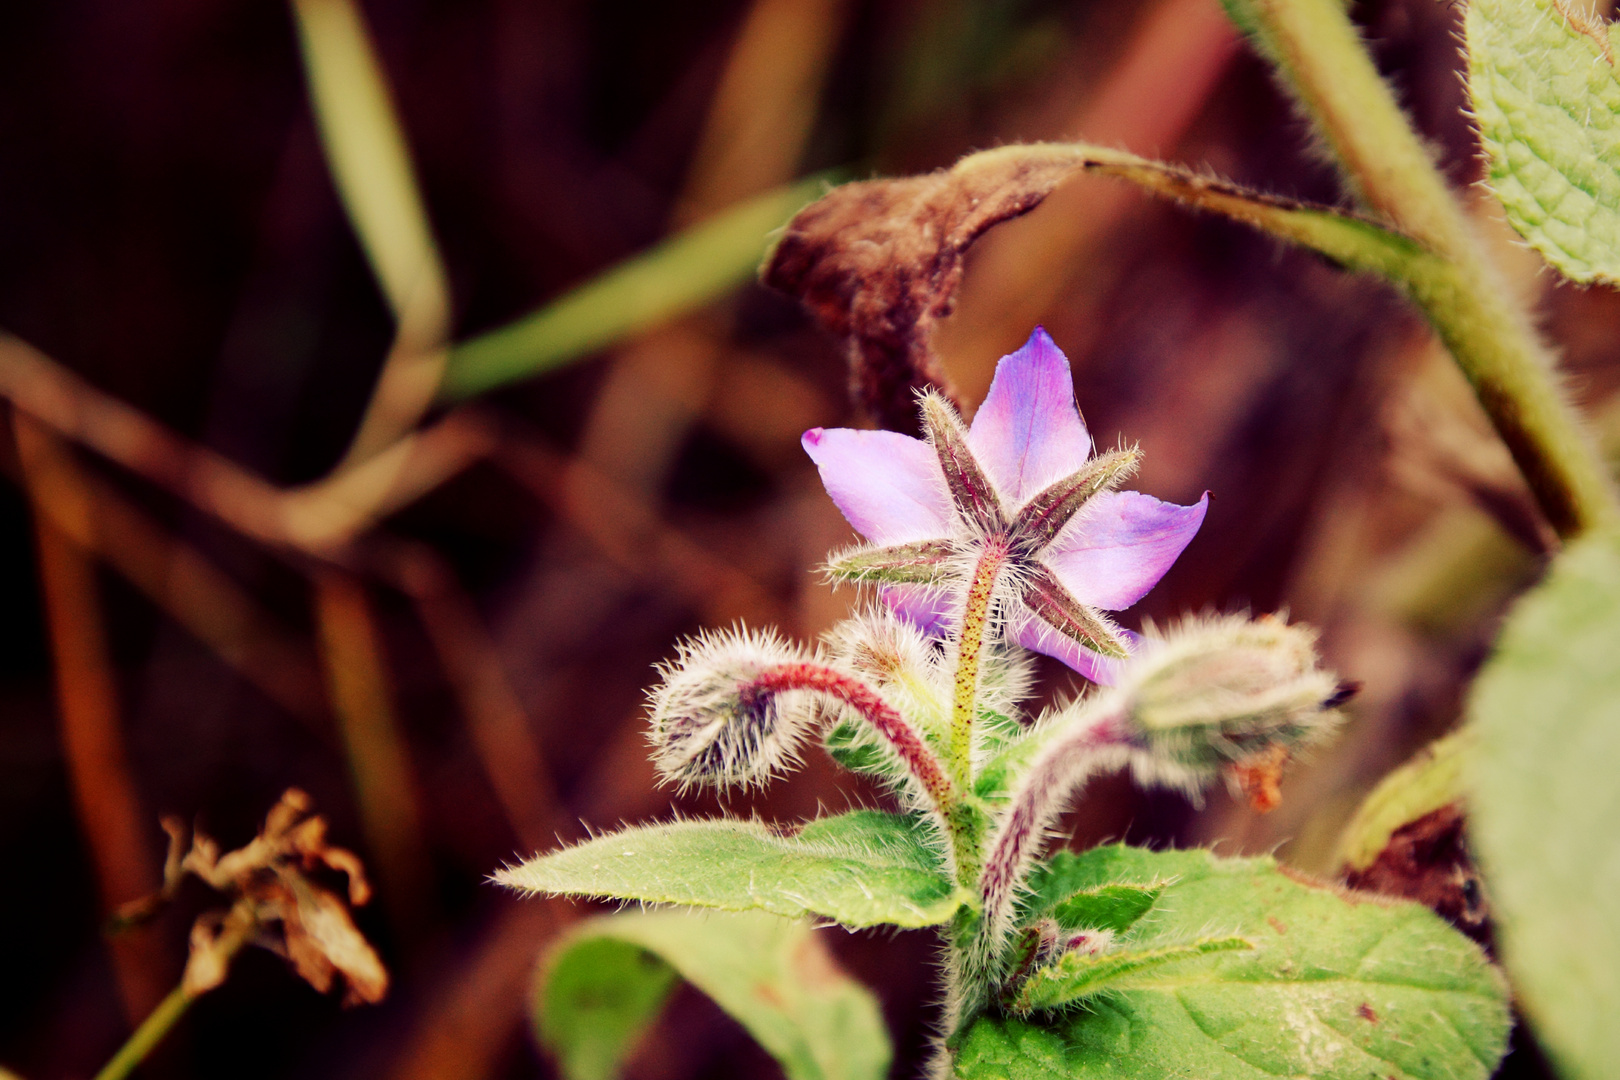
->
[
  {"left": 1012, "top": 937, "right": 1253, "bottom": 1014},
  {"left": 958, "top": 845, "right": 1508, "bottom": 1079},
  {"left": 1049, "top": 882, "right": 1164, "bottom": 934},
  {"left": 1469, "top": 531, "right": 1620, "bottom": 1080},
  {"left": 498, "top": 810, "right": 963, "bottom": 928},
  {"left": 1468, "top": 0, "right": 1620, "bottom": 282},
  {"left": 536, "top": 909, "right": 889, "bottom": 1080}
]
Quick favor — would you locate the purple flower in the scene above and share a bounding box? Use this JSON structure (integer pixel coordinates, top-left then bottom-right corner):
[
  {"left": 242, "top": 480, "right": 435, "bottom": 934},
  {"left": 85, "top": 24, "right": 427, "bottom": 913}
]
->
[{"left": 802, "top": 328, "right": 1207, "bottom": 684}]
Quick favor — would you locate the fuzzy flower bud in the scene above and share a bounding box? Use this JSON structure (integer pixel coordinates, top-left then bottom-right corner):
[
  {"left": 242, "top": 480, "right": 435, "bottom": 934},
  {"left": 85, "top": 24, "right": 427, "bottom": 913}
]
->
[
  {"left": 1117, "top": 613, "right": 1347, "bottom": 797},
  {"left": 647, "top": 624, "right": 957, "bottom": 815},
  {"left": 647, "top": 628, "right": 820, "bottom": 791},
  {"left": 975, "top": 613, "right": 1346, "bottom": 976}
]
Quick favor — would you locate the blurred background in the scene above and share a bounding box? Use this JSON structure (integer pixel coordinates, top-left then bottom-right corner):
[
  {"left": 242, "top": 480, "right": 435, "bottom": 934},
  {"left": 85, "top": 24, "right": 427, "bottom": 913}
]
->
[{"left": 3, "top": 0, "right": 1617, "bottom": 1076}]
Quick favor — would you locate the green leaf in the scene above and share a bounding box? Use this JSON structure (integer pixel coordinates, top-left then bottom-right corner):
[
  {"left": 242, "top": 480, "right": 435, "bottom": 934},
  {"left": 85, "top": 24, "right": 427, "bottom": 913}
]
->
[
  {"left": 1468, "top": 0, "right": 1620, "bottom": 282},
  {"left": 537, "top": 933, "right": 678, "bottom": 1080},
  {"left": 290, "top": 0, "right": 449, "bottom": 327},
  {"left": 1469, "top": 529, "right": 1620, "bottom": 1080},
  {"left": 496, "top": 810, "right": 965, "bottom": 928},
  {"left": 1049, "top": 882, "right": 1164, "bottom": 935},
  {"left": 536, "top": 909, "right": 890, "bottom": 1080},
  {"left": 442, "top": 174, "right": 836, "bottom": 398},
  {"left": 1334, "top": 727, "right": 1473, "bottom": 873},
  {"left": 822, "top": 719, "right": 898, "bottom": 779},
  {"left": 1011, "top": 937, "right": 1254, "bottom": 1014},
  {"left": 957, "top": 845, "right": 1509, "bottom": 1080}
]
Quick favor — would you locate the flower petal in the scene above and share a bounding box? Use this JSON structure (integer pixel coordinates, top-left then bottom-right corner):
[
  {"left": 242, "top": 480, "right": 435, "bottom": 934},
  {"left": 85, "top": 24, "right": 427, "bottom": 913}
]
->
[
  {"left": 966, "top": 327, "right": 1094, "bottom": 507},
  {"left": 1043, "top": 490, "right": 1209, "bottom": 611},
  {"left": 879, "top": 585, "right": 957, "bottom": 638},
  {"left": 802, "top": 427, "right": 954, "bottom": 544},
  {"left": 1010, "top": 613, "right": 1139, "bottom": 685}
]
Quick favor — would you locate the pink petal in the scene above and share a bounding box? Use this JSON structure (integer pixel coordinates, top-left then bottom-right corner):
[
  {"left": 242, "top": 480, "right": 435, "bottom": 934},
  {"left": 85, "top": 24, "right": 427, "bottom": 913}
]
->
[
  {"left": 802, "top": 427, "right": 954, "bottom": 544},
  {"left": 966, "top": 328, "right": 1094, "bottom": 507},
  {"left": 880, "top": 585, "right": 955, "bottom": 638},
  {"left": 1043, "top": 490, "right": 1209, "bottom": 611},
  {"left": 1010, "top": 614, "right": 1140, "bottom": 685}
]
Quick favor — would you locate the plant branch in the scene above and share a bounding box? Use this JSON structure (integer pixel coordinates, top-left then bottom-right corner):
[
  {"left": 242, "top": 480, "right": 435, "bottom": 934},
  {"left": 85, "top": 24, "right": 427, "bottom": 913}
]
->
[
  {"left": 951, "top": 544, "right": 1009, "bottom": 794},
  {"left": 291, "top": 0, "right": 452, "bottom": 467},
  {"left": 977, "top": 706, "right": 1136, "bottom": 971},
  {"left": 0, "top": 333, "right": 493, "bottom": 556},
  {"left": 90, "top": 906, "right": 254, "bottom": 1080},
  {"left": 752, "top": 662, "right": 956, "bottom": 813},
  {"left": 1220, "top": 0, "right": 1619, "bottom": 537}
]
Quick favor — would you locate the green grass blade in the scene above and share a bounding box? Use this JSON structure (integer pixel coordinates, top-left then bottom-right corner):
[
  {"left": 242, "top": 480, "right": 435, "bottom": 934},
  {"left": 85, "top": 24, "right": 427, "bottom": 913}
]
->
[{"left": 441, "top": 174, "right": 836, "bottom": 399}]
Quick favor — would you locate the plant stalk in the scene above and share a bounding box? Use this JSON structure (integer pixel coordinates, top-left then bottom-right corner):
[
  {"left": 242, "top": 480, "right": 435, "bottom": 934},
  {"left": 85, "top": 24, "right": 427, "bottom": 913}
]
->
[
  {"left": 950, "top": 544, "right": 1008, "bottom": 789},
  {"left": 1232, "top": 0, "right": 1620, "bottom": 537},
  {"left": 91, "top": 912, "right": 253, "bottom": 1080},
  {"left": 91, "top": 984, "right": 194, "bottom": 1080}
]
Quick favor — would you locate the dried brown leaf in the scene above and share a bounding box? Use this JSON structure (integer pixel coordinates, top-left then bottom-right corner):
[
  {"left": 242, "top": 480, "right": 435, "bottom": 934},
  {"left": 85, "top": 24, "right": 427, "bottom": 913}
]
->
[
  {"left": 164, "top": 788, "right": 389, "bottom": 1005},
  {"left": 182, "top": 903, "right": 255, "bottom": 996},
  {"left": 763, "top": 143, "right": 1417, "bottom": 433},
  {"left": 281, "top": 876, "right": 390, "bottom": 1006},
  {"left": 764, "top": 146, "right": 1086, "bottom": 432}
]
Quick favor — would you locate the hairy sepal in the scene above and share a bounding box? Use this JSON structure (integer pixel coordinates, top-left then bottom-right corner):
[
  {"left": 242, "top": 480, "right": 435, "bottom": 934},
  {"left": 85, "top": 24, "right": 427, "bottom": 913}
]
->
[
  {"left": 921, "top": 392, "right": 1006, "bottom": 534},
  {"left": 1012, "top": 446, "right": 1140, "bottom": 553},
  {"left": 823, "top": 539, "right": 955, "bottom": 586},
  {"left": 1019, "top": 565, "right": 1130, "bottom": 659}
]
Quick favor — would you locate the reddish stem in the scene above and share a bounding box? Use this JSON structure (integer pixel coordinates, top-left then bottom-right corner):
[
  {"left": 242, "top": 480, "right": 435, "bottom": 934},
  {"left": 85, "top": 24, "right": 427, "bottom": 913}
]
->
[
  {"left": 747, "top": 662, "right": 955, "bottom": 810},
  {"left": 978, "top": 710, "right": 1136, "bottom": 961}
]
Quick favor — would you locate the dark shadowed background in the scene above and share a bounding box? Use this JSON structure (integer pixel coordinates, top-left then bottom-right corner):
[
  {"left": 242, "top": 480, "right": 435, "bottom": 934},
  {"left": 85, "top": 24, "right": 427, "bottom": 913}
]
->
[{"left": 2, "top": 0, "right": 1614, "bottom": 1077}]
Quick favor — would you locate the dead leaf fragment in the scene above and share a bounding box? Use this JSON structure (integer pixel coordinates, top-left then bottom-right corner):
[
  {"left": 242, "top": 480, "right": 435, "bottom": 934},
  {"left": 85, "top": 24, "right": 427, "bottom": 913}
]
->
[
  {"left": 1224, "top": 744, "right": 1290, "bottom": 814},
  {"left": 764, "top": 146, "right": 1092, "bottom": 432},
  {"left": 133, "top": 788, "right": 389, "bottom": 1006},
  {"left": 1343, "top": 801, "right": 1492, "bottom": 949},
  {"left": 762, "top": 143, "right": 1381, "bottom": 433}
]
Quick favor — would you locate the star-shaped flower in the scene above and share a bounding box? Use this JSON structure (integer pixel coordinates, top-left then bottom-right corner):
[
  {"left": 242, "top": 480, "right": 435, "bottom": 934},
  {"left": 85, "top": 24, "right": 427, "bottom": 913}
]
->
[{"left": 802, "top": 328, "right": 1208, "bottom": 684}]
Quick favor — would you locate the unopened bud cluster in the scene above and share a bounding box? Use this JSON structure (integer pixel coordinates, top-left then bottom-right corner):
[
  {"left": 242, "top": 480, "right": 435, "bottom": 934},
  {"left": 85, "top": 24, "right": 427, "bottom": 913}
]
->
[{"left": 646, "top": 628, "right": 820, "bottom": 791}]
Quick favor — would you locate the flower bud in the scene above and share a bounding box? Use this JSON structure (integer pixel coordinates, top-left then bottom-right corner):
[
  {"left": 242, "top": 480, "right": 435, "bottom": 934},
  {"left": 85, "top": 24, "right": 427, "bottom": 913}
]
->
[
  {"left": 647, "top": 628, "right": 819, "bottom": 791},
  {"left": 1118, "top": 614, "right": 1346, "bottom": 793}
]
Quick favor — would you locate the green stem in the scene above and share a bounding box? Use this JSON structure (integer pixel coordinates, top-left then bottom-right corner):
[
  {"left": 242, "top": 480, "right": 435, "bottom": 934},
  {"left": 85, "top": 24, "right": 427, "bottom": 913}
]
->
[
  {"left": 950, "top": 543, "right": 1007, "bottom": 791},
  {"left": 1230, "top": 0, "right": 1620, "bottom": 537},
  {"left": 92, "top": 909, "right": 253, "bottom": 1080},
  {"left": 938, "top": 542, "right": 1009, "bottom": 888},
  {"left": 92, "top": 984, "right": 195, "bottom": 1080}
]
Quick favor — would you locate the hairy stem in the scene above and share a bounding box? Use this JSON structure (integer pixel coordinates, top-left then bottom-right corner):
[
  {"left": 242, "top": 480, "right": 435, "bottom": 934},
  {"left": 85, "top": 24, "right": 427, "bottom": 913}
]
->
[
  {"left": 1227, "top": 0, "right": 1619, "bottom": 537},
  {"left": 976, "top": 705, "right": 1136, "bottom": 974},
  {"left": 951, "top": 543, "right": 1009, "bottom": 790},
  {"left": 750, "top": 662, "right": 954, "bottom": 809},
  {"left": 751, "top": 662, "right": 979, "bottom": 879}
]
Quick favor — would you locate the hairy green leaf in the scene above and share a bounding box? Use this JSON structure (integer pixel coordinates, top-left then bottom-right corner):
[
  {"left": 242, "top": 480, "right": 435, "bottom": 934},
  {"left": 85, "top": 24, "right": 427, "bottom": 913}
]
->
[
  {"left": 1468, "top": 0, "right": 1620, "bottom": 282},
  {"left": 496, "top": 810, "right": 964, "bottom": 928},
  {"left": 1335, "top": 727, "right": 1472, "bottom": 873},
  {"left": 822, "top": 719, "right": 898, "bottom": 779},
  {"left": 1049, "top": 882, "right": 1164, "bottom": 935},
  {"left": 536, "top": 909, "right": 890, "bottom": 1080},
  {"left": 443, "top": 175, "right": 835, "bottom": 398},
  {"left": 1469, "top": 530, "right": 1620, "bottom": 1080},
  {"left": 958, "top": 845, "right": 1508, "bottom": 1079},
  {"left": 1011, "top": 937, "right": 1253, "bottom": 1015}
]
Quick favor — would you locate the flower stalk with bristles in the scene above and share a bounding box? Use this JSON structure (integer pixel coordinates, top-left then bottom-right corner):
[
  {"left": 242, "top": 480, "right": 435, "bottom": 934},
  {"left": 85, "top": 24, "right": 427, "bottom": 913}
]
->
[
  {"left": 965, "top": 613, "right": 1348, "bottom": 1014},
  {"left": 502, "top": 330, "right": 1357, "bottom": 1080},
  {"left": 646, "top": 625, "right": 966, "bottom": 866}
]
